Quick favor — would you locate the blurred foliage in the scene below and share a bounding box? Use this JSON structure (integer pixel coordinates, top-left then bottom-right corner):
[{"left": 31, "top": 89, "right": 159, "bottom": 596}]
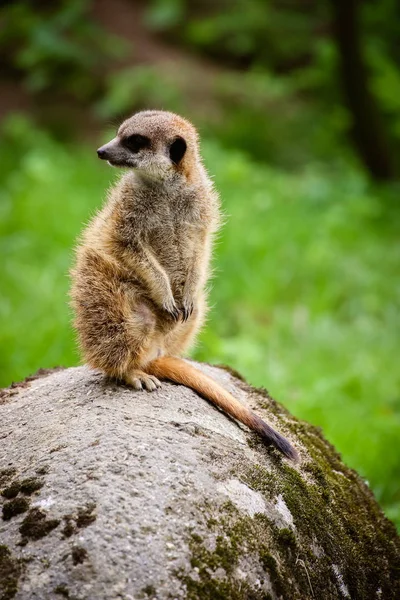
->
[
  {"left": 1, "top": 117, "right": 399, "bottom": 528},
  {"left": 96, "top": 66, "right": 185, "bottom": 120},
  {"left": 0, "top": 0, "right": 125, "bottom": 99},
  {"left": 147, "top": 0, "right": 325, "bottom": 69},
  {"left": 1, "top": 0, "right": 399, "bottom": 172},
  {"left": 147, "top": 0, "right": 400, "bottom": 170}
]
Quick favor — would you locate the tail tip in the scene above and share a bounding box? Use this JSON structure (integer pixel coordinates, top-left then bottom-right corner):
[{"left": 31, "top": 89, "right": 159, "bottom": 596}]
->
[
  {"left": 273, "top": 433, "right": 299, "bottom": 462},
  {"left": 283, "top": 443, "right": 300, "bottom": 463},
  {"left": 256, "top": 417, "right": 299, "bottom": 462}
]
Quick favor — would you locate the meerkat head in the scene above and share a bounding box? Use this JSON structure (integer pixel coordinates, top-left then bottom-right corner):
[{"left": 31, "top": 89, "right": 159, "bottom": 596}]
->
[{"left": 97, "top": 110, "right": 199, "bottom": 181}]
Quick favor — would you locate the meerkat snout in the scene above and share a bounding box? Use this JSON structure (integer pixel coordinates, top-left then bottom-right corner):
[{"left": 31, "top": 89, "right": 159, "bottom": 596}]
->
[
  {"left": 97, "top": 146, "right": 108, "bottom": 159},
  {"left": 97, "top": 138, "right": 129, "bottom": 167}
]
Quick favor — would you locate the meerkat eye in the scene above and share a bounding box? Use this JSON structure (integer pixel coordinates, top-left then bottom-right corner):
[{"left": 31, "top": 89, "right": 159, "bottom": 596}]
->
[
  {"left": 122, "top": 134, "right": 150, "bottom": 153},
  {"left": 169, "top": 137, "right": 187, "bottom": 165}
]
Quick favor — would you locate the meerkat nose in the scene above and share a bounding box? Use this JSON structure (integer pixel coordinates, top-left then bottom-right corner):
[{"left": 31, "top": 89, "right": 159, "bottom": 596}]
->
[{"left": 97, "top": 146, "right": 108, "bottom": 159}]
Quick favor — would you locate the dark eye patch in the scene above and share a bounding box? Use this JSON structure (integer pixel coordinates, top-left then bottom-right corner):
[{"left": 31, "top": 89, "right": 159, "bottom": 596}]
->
[
  {"left": 169, "top": 137, "right": 187, "bottom": 165},
  {"left": 122, "top": 134, "right": 150, "bottom": 153}
]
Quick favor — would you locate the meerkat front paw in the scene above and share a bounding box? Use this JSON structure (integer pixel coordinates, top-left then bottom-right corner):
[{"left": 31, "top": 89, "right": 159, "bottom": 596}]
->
[
  {"left": 126, "top": 370, "right": 162, "bottom": 391},
  {"left": 162, "top": 297, "right": 181, "bottom": 321}
]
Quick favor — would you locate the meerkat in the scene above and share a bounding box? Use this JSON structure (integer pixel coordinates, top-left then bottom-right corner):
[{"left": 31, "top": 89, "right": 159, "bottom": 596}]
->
[{"left": 70, "top": 110, "right": 298, "bottom": 461}]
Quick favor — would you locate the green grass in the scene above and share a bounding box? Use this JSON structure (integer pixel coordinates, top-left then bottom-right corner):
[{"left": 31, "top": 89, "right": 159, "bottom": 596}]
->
[{"left": 1, "top": 115, "right": 400, "bottom": 528}]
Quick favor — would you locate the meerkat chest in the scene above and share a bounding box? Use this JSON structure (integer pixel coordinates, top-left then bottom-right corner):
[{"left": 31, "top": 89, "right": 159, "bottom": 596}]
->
[
  {"left": 127, "top": 185, "right": 209, "bottom": 271},
  {"left": 156, "top": 188, "right": 205, "bottom": 225},
  {"left": 146, "top": 219, "right": 203, "bottom": 263},
  {"left": 144, "top": 189, "right": 206, "bottom": 244}
]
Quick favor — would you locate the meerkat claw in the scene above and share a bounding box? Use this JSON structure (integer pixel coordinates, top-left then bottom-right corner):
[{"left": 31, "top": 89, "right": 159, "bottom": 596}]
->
[
  {"left": 149, "top": 375, "right": 161, "bottom": 389},
  {"left": 182, "top": 301, "right": 194, "bottom": 322},
  {"left": 162, "top": 301, "right": 180, "bottom": 321},
  {"left": 130, "top": 378, "right": 143, "bottom": 391}
]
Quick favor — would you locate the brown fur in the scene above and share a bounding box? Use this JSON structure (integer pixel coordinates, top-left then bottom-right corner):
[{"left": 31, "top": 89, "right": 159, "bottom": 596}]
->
[{"left": 70, "top": 110, "right": 298, "bottom": 460}]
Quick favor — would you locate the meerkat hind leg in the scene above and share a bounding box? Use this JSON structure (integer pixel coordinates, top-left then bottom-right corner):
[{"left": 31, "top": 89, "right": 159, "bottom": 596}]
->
[{"left": 123, "top": 301, "right": 163, "bottom": 391}]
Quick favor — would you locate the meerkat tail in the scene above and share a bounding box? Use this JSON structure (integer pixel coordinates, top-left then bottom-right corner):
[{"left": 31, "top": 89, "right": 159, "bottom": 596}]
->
[{"left": 146, "top": 356, "right": 298, "bottom": 461}]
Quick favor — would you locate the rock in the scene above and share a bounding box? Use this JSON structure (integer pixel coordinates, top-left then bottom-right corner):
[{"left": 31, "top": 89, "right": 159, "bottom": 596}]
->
[{"left": 0, "top": 363, "right": 399, "bottom": 600}]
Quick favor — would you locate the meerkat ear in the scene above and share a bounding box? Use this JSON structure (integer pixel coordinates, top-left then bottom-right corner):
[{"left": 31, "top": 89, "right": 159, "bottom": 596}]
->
[{"left": 169, "top": 137, "right": 187, "bottom": 165}]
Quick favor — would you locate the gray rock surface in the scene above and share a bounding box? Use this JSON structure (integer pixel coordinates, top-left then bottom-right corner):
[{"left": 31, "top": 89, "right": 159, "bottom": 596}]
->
[{"left": 0, "top": 363, "right": 399, "bottom": 600}]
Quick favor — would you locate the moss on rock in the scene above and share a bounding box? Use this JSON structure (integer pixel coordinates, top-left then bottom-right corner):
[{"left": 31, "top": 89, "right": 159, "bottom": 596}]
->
[
  {"left": 75, "top": 503, "right": 96, "bottom": 529},
  {"left": 19, "top": 508, "right": 60, "bottom": 543},
  {"left": 0, "top": 545, "right": 23, "bottom": 600},
  {"left": 2, "top": 477, "right": 44, "bottom": 500},
  {"left": 230, "top": 378, "right": 400, "bottom": 599},
  {"left": 2, "top": 497, "right": 30, "bottom": 521},
  {"left": 178, "top": 373, "right": 400, "bottom": 599},
  {"left": 71, "top": 545, "right": 88, "bottom": 565},
  {"left": 0, "top": 468, "right": 17, "bottom": 488}
]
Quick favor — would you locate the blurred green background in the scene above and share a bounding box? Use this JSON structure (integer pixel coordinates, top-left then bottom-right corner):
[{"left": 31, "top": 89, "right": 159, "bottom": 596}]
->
[{"left": 1, "top": 0, "right": 399, "bottom": 528}]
